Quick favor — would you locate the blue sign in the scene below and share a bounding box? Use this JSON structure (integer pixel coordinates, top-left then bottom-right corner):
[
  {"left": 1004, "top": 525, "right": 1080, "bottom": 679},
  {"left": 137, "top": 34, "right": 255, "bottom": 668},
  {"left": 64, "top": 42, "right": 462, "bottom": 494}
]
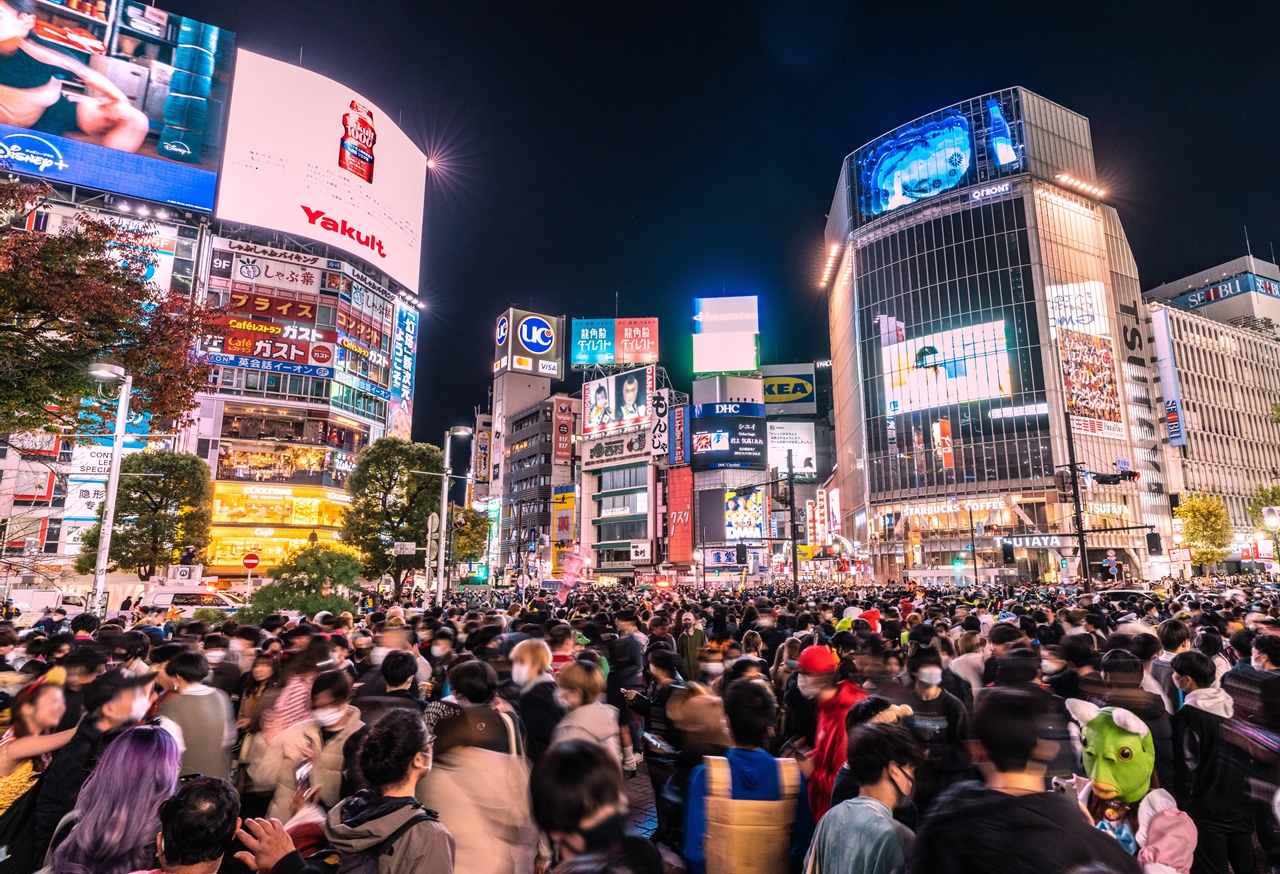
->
[
  {"left": 202, "top": 353, "right": 333, "bottom": 377},
  {"left": 691, "top": 402, "right": 767, "bottom": 419},
  {"left": 495, "top": 315, "right": 509, "bottom": 346},
  {"left": 1167, "top": 272, "right": 1280, "bottom": 311},
  {"left": 335, "top": 370, "right": 392, "bottom": 400},
  {"left": 518, "top": 315, "right": 555, "bottom": 354},
  {"left": 986, "top": 100, "right": 1018, "bottom": 166},
  {"left": 0, "top": 123, "right": 217, "bottom": 212},
  {"left": 571, "top": 318, "right": 616, "bottom": 365}
]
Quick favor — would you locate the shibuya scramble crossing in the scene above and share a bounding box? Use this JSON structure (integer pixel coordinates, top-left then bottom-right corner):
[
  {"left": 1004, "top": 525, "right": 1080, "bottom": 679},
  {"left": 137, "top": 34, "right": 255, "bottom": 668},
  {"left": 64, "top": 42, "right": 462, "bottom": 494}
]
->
[{"left": 1, "top": 2, "right": 1280, "bottom": 874}]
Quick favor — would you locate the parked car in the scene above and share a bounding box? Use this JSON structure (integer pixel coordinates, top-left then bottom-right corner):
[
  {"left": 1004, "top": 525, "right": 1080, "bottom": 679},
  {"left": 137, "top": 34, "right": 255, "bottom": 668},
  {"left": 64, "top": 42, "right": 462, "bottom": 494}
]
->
[
  {"left": 7, "top": 589, "right": 89, "bottom": 627},
  {"left": 138, "top": 586, "right": 244, "bottom": 618}
]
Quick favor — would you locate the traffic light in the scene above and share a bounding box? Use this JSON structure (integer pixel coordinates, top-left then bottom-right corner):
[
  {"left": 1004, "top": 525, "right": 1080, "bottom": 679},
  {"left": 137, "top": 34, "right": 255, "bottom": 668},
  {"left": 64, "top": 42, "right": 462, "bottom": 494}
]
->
[
  {"left": 1001, "top": 541, "right": 1015, "bottom": 564},
  {"left": 735, "top": 543, "right": 747, "bottom": 564},
  {"left": 1092, "top": 473, "right": 1123, "bottom": 485},
  {"left": 1146, "top": 532, "right": 1163, "bottom": 555},
  {"left": 1118, "top": 471, "right": 1141, "bottom": 482}
]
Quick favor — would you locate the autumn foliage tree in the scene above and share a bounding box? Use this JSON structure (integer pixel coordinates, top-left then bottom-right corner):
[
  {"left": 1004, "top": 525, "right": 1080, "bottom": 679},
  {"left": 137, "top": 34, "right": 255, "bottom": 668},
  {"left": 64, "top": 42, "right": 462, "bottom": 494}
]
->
[{"left": 0, "top": 180, "right": 220, "bottom": 433}]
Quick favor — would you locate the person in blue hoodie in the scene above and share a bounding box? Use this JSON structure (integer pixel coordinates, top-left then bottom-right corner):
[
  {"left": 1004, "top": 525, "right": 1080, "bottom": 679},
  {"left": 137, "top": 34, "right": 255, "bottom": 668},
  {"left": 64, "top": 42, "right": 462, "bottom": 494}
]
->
[{"left": 682, "top": 679, "right": 812, "bottom": 874}]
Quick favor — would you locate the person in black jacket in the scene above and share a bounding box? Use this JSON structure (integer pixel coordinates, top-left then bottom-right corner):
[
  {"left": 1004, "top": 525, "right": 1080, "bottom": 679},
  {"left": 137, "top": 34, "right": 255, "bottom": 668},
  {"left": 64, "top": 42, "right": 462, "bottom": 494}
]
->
[
  {"left": 511, "top": 638, "right": 565, "bottom": 762},
  {"left": 1171, "top": 651, "right": 1255, "bottom": 874},
  {"left": 909, "top": 688, "right": 1141, "bottom": 874},
  {"left": 32, "top": 667, "right": 155, "bottom": 859}
]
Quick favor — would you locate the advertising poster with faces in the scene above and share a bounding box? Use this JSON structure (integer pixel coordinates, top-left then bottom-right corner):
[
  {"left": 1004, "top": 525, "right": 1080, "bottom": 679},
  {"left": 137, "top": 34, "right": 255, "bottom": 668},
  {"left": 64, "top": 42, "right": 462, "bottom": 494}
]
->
[{"left": 582, "top": 366, "right": 654, "bottom": 437}]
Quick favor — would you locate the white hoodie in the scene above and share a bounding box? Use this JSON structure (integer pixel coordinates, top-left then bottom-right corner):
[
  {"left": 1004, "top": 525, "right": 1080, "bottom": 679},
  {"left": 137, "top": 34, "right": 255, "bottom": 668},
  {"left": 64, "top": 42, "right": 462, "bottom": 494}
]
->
[{"left": 1184, "top": 686, "right": 1234, "bottom": 718}]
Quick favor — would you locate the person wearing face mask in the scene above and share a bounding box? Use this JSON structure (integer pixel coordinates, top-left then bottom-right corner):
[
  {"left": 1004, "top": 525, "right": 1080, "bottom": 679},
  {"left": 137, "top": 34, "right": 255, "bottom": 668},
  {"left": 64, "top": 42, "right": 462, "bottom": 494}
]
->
[
  {"left": 510, "top": 638, "right": 566, "bottom": 763},
  {"left": 264, "top": 669, "right": 364, "bottom": 822},
  {"left": 900, "top": 647, "right": 970, "bottom": 813},
  {"left": 202, "top": 634, "right": 240, "bottom": 695},
  {"left": 424, "top": 627, "right": 457, "bottom": 700},
  {"left": 678, "top": 612, "right": 709, "bottom": 683},
  {"left": 531, "top": 739, "right": 663, "bottom": 874},
  {"left": 805, "top": 723, "right": 923, "bottom": 874},
  {"left": 794, "top": 645, "right": 867, "bottom": 823},
  {"left": 32, "top": 666, "right": 157, "bottom": 860}
]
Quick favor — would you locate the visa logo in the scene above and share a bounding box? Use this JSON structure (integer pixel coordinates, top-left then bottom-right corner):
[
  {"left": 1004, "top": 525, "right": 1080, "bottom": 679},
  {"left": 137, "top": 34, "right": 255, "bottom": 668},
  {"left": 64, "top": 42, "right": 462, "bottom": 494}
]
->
[{"left": 763, "top": 376, "right": 813, "bottom": 401}]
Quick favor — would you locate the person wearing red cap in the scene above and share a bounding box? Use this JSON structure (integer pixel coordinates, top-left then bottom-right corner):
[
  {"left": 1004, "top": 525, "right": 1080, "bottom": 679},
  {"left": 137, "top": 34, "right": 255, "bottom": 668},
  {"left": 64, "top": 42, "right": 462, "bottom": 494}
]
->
[{"left": 795, "top": 644, "right": 866, "bottom": 822}]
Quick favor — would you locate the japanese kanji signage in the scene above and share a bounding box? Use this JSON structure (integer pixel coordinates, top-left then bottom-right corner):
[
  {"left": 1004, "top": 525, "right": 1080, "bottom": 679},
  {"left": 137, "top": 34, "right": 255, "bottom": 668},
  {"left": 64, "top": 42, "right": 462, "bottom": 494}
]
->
[{"left": 569, "top": 317, "right": 659, "bottom": 367}]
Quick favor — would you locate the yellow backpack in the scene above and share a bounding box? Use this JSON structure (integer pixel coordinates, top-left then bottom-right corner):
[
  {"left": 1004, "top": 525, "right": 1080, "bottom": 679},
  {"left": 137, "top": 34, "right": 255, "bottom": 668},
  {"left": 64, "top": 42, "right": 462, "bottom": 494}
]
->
[{"left": 703, "top": 755, "right": 800, "bottom": 874}]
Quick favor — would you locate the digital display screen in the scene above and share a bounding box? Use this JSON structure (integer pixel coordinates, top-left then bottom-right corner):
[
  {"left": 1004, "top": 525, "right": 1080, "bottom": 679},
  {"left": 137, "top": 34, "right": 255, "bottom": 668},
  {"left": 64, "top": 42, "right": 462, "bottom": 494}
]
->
[
  {"left": 570, "top": 317, "right": 659, "bottom": 366},
  {"left": 882, "top": 321, "right": 1012, "bottom": 414},
  {"left": 690, "top": 403, "right": 767, "bottom": 471},
  {"left": 854, "top": 92, "right": 1024, "bottom": 221},
  {"left": 0, "top": 4, "right": 233, "bottom": 210},
  {"left": 692, "top": 296, "right": 759, "bottom": 374},
  {"left": 582, "top": 366, "right": 654, "bottom": 437},
  {"left": 218, "top": 50, "right": 427, "bottom": 289},
  {"left": 1059, "top": 328, "right": 1125, "bottom": 441},
  {"left": 724, "top": 488, "right": 764, "bottom": 541}
]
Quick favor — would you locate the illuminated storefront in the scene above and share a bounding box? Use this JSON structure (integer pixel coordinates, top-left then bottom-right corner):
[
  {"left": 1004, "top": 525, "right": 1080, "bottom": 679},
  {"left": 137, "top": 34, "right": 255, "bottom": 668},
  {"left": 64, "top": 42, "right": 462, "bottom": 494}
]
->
[
  {"left": 208, "top": 482, "right": 350, "bottom": 570},
  {"left": 826, "top": 88, "right": 1172, "bottom": 583}
]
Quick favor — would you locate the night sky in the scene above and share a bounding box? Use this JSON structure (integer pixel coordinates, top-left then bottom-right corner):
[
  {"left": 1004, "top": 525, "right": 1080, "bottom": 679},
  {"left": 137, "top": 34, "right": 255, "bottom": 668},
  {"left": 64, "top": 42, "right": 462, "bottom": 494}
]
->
[{"left": 167, "top": 0, "right": 1280, "bottom": 444}]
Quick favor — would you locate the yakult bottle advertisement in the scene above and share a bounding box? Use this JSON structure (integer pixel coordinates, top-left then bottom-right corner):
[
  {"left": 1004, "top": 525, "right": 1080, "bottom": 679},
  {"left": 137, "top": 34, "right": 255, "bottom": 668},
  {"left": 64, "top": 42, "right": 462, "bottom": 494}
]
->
[{"left": 217, "top": 50, "right": 428, "bottom": 290}]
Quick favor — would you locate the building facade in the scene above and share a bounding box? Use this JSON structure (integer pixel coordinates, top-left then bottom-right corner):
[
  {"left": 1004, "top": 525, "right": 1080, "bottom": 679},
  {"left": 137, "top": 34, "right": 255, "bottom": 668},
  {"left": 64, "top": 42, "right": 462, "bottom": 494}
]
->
[
  {"left": 1145, "top": 258, "right": 1280, "bottom": 546},
  {"left": 826, "top": 88, "right": 1173, "bottom": 585}
]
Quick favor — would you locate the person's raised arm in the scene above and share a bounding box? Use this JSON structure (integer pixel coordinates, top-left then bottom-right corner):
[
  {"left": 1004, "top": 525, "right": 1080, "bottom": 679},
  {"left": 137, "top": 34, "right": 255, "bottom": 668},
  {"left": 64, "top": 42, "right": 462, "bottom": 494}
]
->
[{"left": 0, "top": 727, "right": 75, "bottom": 766}]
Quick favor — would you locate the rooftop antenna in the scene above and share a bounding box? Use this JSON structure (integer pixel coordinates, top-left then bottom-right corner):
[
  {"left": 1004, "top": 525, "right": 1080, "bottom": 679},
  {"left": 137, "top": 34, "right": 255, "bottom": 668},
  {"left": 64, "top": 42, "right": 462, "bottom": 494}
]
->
[
  {"left": 299, "top": 45, "right": 303, "bottom": 66},
  {"left": 1271, "top": 242, "right": 1277, "bottom": 268},
  {"left": 615, "top": 290, "right": 619, "bottom": 319},
  {"left": 1245, "top": 225, "right": 1253, "bottom": 258}
]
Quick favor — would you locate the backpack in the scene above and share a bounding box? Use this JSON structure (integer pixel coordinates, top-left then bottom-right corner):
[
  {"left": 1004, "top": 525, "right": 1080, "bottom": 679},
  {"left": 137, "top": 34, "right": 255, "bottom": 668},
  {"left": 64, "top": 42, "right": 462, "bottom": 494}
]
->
[
  {"left": 703, "top": 756, "right": 800, "bottom": 874},
  {"left": 304, "top": 811, "right": 437, "bottom": 874},
  {"left": 0, "top": 770, "right": 44, "bottom": 873}
]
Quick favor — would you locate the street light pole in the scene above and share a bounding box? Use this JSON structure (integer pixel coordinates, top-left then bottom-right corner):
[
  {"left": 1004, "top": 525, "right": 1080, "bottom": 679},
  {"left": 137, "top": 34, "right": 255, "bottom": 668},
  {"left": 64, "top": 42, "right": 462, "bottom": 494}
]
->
[
  {"left": 436, "top": 427, "right": 473, "bottom": 604},
  {"left": 92, "top": 366, "right": 131, "bottom": 616},
  {"left": 1063, "top": 410, "right": 1092, "bottom": 593}
]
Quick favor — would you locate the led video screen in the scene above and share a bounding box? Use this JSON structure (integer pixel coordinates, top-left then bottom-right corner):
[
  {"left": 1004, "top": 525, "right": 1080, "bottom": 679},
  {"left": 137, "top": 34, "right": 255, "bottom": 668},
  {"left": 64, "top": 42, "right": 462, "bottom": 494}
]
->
[{"left": 882, "top": 321, "right": 1012, "bottom": 415}]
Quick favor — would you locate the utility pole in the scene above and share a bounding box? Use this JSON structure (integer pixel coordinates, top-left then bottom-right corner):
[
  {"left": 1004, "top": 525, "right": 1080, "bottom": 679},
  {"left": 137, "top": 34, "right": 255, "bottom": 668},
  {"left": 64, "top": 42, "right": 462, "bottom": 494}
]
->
[
  {"left": 1064, "top": 410, "right": 1092, "bottom": 593},
  {"left": 787, "top": 450, "right": 800, "bottom": 597},
  {"left": 968, "top": 508, "right": 980, "bottom": 588}
]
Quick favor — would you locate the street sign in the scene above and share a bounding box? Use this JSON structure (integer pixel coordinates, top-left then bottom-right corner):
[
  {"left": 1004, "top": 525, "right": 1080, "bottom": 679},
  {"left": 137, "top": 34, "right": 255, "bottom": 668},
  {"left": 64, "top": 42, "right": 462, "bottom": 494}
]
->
[
  {"left": 428, "top": 513, "right": 440, "bottom": 533},
  {"left": 1110, "top": 565, "right": 1118, "bottom": 575},
  {"left": 393, "top": 541, "right": 416, "bottom": 555},
  {"left": 1115, "top": 458, "right": 1132, "bottom": 472},
  {"left": 1169, "top": 547, "right": 1192, "bottom": 563},
  {"left": 1106, "top": 549, "right": 1116, "bottom": 558},
  {"left": 242, "top": 553, "right": 260, "bottom": 570}
]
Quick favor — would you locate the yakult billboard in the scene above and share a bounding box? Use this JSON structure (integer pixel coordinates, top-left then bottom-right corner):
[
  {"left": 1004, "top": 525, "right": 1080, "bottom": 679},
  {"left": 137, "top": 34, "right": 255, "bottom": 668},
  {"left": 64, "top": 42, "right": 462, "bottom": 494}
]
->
[{"left": 217, "top": 51, "right": 427, "bottom": 290}]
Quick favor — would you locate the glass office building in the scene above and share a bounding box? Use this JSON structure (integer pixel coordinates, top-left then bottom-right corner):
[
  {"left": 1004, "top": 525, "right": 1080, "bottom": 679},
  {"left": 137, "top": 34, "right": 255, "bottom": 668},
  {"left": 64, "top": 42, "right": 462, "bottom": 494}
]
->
[{"left": 826, "top": 88, "right": 1173, "bottom": 585}]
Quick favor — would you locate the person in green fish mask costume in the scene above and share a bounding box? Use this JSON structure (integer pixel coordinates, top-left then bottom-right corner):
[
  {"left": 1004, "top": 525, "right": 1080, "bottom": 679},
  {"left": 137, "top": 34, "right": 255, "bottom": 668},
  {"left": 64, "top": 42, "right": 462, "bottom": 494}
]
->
[{"left": 1064, "top": 699, "right": 1196, "bottom": 861}]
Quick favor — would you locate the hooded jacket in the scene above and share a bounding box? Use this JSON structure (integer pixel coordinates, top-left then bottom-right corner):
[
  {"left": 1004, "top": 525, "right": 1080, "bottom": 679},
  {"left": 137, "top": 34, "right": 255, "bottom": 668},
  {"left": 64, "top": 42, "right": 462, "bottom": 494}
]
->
[
  {"left": 553, "top": 701, "right": 622, "bottom": 762},
  {"left": 324, "top": 791, "right": 455, "bottom": 874},
  {"left": 1172, "top": 686, "right": 1248, "bottom": 823},
  {"left": 809, "top": 679, "right": 866, "bottom": 822},
  {"left": 907, "top": 781, "right": 1142, "bottom": 874}
]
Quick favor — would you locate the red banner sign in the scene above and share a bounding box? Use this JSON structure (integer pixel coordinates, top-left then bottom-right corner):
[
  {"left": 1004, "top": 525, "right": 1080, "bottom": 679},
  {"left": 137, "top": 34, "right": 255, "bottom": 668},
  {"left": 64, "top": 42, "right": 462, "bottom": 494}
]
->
[{"left": 667, "top": 466, "right": 694, "bottom": 564}]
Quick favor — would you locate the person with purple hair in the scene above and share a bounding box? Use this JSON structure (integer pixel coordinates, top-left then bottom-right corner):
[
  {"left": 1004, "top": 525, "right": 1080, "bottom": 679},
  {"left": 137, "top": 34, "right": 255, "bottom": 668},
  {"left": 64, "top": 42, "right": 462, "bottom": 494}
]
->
[{"left": 46, "top": 724, "right": 181, "bottom": 874}]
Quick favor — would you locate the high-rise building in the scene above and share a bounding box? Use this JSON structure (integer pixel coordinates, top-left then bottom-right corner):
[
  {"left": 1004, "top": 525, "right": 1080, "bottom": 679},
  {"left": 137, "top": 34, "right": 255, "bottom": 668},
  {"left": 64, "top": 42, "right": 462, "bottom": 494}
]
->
[
  {"left": 1145, "top": 258, "right": 1280, "bottom": 565},
  {"left": 825, "top": 88, "right": 1172, "bottom": 585}
]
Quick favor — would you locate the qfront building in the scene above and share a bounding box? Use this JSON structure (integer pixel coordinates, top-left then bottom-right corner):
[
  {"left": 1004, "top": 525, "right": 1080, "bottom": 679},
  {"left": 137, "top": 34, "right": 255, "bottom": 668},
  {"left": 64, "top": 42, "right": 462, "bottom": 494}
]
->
[{"left": 825, "top": 88, "right": 1173, "bottom": 585}]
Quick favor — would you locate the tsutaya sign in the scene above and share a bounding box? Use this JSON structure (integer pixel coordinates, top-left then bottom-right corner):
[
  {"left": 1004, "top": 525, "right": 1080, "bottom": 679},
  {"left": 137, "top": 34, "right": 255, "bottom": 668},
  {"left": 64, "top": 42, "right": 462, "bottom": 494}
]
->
[
  {"left": 902, "top": 499, "right": 1007, "bottom": 517},
  {"left": 993, "top": 535, "right": 1063, "bottom": 549}
]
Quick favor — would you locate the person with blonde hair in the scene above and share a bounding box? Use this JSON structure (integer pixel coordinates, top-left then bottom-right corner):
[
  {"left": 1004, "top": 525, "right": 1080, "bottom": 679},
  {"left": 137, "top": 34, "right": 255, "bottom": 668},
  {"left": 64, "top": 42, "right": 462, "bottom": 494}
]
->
[
  {"left": 553, "top": 659, "right": 621, "bottom": 761},
  {"left": 511, "top": 638, "right": 565, "bottom": 762}
]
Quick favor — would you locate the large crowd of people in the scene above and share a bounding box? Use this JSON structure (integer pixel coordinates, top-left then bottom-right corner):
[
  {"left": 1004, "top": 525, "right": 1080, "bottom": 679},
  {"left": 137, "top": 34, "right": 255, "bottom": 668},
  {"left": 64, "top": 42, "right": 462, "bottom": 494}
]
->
[{"left": 0, "top": 579, "right": 1275, "bottom": 874}]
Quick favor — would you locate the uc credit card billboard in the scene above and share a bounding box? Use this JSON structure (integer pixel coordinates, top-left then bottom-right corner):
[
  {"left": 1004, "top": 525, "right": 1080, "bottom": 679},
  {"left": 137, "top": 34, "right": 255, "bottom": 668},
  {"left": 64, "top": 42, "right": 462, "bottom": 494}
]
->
[
  {"left": 493, "top": 308, "right": 565, "bottom": 378},
  {"left": 217, "top": 50, "right": 427, "bottom": 289},
  {"left": 0, "top": 4, "right": 234, "bottom": 210}
]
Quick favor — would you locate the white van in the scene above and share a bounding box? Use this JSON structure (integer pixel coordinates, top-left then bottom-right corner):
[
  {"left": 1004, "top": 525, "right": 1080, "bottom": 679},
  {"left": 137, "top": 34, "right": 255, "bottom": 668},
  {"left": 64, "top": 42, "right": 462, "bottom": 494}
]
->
[{"left": 138, "top": 586, "right": 244, "bottom": 618}]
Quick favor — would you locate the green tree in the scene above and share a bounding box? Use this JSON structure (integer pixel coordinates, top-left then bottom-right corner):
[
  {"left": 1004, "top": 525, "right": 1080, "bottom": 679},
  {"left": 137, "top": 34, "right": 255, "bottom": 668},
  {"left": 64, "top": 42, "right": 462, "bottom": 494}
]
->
[
  {"left": 74, "top": 451, "right": 212, "bottom": 581},
  {"left": 1245, "top": 483, "right": 1280, "bottom": 556},
  {"left": 238, "top": 543, "right": 362, "bottom": 623},
  {"left": 341, "top": 437, "right": 443, "bottom": 601},
  {"left": 451, "top": 506, "right": 491, "bottom": 566},
  {"left": 1269, "top": 402, "right": 1280, "bottom": 425},
  {"left": 1174, "top": 491, "right": 1233, "bottom": 572},
  {"left": 0, "top": 179, "right": 220, "bottom": 434}
]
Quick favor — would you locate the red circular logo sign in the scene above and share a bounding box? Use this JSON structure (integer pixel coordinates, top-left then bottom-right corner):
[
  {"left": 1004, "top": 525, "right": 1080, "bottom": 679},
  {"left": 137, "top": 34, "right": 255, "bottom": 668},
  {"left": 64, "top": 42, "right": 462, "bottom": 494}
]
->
[
  {"left": 311, "top": 346, "right": 332, "bottom": 364},
  {"left": 242, "top": 553, "right": 260, "bottom": 570}
]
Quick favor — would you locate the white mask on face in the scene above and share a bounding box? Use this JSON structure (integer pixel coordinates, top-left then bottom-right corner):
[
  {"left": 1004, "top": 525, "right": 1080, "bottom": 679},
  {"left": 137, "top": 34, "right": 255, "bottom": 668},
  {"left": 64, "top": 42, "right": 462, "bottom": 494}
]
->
[
  {"left": 313, "top": 705, "right": 346, "bottom": 728},
  {"left": 511, "top": 663, "right": 532, "bottom": 687},
  {"left": 430, "top": 643, "right": 448, "bottom": 659},
  {"left": 916, "top": 667, "right": 943, "bottom": 687},
  {"left": 370, "top": 646, "right": 389, "bottom": 666},
  {"left": 205, "top": 651, "right": 226, "bottom": 666},
  {"left": 797, "top": 674, "right": 823, "bottom": 699},
  {"left": 129, "top": 691, "right": 151, "bottom": 723}
]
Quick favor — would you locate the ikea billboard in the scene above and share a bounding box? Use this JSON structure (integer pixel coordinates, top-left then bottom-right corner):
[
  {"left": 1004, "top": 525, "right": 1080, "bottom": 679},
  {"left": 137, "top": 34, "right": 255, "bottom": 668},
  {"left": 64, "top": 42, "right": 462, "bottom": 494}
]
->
[{"left": 761, "top": 363, "right": 817, "bottom": 415}]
